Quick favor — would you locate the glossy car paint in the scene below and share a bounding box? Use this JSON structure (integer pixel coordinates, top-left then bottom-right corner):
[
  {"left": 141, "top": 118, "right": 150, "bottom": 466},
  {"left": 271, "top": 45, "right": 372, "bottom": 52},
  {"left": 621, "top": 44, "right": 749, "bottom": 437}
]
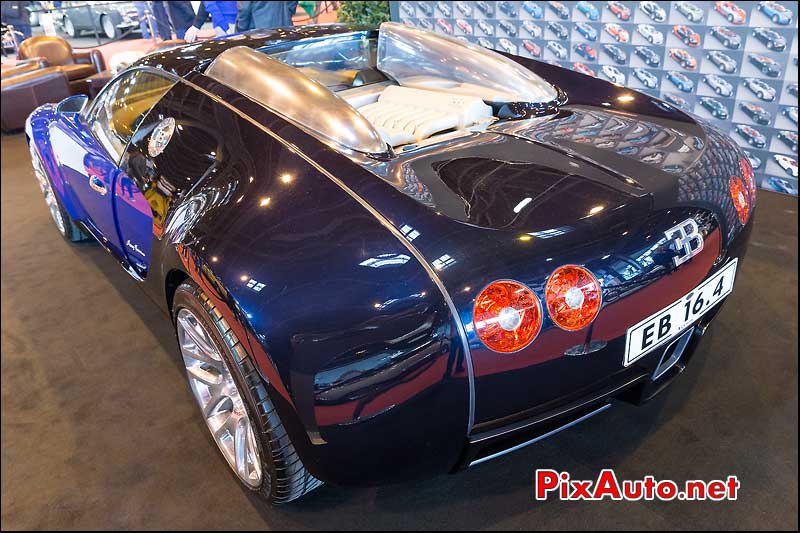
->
[{"left": 28, "top": 26, "right": 754, "bottom": 487}]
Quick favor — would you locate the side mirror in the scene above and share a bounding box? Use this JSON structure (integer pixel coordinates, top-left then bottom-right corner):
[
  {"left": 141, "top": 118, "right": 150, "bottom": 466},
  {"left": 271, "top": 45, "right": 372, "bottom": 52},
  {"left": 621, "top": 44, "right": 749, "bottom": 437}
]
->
[{"left": 56, "top": 94, "right": 89, "bottom": 114}]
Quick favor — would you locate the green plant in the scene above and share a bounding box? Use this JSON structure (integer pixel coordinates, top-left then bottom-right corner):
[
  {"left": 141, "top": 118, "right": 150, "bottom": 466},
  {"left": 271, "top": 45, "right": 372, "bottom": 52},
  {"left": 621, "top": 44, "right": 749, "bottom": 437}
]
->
[{"left": 337, "top": 1, "right": 391, "bottom": 27}]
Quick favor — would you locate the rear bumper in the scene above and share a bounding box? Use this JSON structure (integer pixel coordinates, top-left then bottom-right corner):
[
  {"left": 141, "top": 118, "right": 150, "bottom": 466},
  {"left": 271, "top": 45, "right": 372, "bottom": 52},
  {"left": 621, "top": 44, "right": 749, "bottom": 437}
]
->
[{"left": 455, "top": 301, "right": 721, "bottom": 470}]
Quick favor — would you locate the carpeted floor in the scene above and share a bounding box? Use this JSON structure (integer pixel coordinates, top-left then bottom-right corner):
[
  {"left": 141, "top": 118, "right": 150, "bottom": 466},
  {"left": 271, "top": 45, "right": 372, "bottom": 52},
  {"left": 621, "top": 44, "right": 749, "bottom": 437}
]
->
[{"left": 1, "top": 131, "right": 797, "bottom": 530}]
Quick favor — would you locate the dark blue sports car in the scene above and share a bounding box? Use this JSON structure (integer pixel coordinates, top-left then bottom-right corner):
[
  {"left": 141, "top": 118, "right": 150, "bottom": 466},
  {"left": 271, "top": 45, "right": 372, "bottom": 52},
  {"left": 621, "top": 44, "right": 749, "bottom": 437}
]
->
[{"left": 26, "top": 23, "right": 755, "bottom": 504}]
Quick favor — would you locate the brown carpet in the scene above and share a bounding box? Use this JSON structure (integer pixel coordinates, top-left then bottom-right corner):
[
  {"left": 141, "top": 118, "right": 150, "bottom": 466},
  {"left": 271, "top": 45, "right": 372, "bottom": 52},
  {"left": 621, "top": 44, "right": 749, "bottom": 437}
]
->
[{"left": 1, "top": 131, "right": 797, "bottom": 530}]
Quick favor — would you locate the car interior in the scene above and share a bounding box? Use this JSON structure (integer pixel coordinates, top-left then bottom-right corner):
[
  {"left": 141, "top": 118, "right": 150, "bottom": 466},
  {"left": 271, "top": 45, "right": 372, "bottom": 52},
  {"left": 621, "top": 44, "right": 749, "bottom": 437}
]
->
[{"left": 246, "top": 22, "right": 559, "bottom": 150}]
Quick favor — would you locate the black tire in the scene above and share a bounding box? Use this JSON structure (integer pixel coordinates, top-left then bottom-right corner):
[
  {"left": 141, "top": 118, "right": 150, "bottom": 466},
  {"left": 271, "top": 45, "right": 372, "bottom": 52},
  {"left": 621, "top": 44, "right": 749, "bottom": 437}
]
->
[{"left": 172, "top": 281, "right": 322, "bottom": 504}]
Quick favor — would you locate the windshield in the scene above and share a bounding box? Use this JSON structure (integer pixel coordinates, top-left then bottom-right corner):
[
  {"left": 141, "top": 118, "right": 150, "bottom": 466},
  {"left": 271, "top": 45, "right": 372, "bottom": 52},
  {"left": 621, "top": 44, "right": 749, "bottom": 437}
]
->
[{"left": 265, "top": 33, "right": 383, "bottom": 92}]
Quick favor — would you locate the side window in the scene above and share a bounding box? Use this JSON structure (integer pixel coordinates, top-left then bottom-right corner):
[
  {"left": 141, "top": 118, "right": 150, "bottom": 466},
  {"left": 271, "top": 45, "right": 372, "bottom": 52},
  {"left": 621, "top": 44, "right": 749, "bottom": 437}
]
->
[{"left": 85, "top": 70, "right": 175, "bottom": 162}]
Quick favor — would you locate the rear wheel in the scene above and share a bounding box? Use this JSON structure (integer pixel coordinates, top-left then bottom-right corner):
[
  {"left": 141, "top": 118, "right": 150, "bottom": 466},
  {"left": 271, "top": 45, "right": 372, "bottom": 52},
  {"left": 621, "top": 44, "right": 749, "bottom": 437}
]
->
[
  {"left": 173, "top": 281, "right": 322, "bottom": 504},
  {"left": 30, "top": 144, "right": 88, "bottom": 242}
]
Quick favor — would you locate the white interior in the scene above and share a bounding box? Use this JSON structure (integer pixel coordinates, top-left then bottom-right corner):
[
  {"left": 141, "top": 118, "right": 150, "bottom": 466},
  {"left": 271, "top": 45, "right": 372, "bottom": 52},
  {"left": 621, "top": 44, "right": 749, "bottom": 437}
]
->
[{"left": 347, "top": 85, "right": 493, "bottom": 147}]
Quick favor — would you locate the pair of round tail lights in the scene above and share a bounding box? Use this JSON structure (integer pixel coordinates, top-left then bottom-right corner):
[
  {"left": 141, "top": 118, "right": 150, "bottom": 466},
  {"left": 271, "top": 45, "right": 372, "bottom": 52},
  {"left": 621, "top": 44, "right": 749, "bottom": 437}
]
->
[{"left": 472, "top": 265, "right": 602, "bottom": 353}]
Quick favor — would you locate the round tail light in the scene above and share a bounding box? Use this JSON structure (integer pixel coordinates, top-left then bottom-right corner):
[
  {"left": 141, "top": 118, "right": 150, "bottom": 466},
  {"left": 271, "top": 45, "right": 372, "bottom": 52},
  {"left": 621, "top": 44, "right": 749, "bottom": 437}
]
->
[
  {"left": 729, "top": 175, "right": 750, "bottom": 224},
  {"left": 739, "top": 157, "right": 757, "bottom": 204},
  {"left": 473, "top": 280, "right": 542, "bottom": 353},
  {"left": 545, "top": 265, "right": 602, "bottom": 331}
]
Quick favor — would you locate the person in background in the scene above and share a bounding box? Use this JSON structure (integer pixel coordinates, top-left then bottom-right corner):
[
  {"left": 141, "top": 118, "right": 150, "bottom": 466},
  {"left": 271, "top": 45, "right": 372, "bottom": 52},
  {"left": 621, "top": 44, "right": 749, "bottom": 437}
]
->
[
  {"left": 151, "top": 1, "right": 172, "bottom": 40},
  {"left": 165, "top": 1, "right": 197, "bottom": 40},
  {"left": 237, "top": 1, "right": 298, "bottom": 31},
  {"left": 184, "top": 1, "right": 237, "bottom": 42},
  {"left": 1, "top": 1, "right": 33, "bottom": 39},
  {"left": 133, "top": 1, "right": 151, "bottom": 38}
]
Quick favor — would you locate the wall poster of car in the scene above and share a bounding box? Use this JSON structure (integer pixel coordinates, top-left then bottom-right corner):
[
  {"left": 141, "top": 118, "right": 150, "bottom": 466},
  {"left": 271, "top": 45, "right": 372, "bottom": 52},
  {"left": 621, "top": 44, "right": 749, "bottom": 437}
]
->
[{"left": 392, "top": 0, "right": 799, "bottom": 195}]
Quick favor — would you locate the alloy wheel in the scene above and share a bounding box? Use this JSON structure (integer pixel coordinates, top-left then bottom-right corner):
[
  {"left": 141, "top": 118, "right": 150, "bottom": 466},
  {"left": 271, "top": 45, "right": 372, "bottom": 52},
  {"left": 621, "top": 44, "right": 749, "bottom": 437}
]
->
[
  {"left": 177, "top": 308, "right": 263, "bottom": 488},
  {"left": 30, "top": 146, "right": 66, "bottom": 236}
]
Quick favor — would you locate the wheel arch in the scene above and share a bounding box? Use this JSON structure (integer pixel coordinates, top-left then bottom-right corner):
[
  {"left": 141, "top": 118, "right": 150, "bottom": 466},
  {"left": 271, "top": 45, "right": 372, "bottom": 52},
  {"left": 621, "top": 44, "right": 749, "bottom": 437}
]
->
[{"left": 165, "top": 268, "right": 190, "bottom": 316}]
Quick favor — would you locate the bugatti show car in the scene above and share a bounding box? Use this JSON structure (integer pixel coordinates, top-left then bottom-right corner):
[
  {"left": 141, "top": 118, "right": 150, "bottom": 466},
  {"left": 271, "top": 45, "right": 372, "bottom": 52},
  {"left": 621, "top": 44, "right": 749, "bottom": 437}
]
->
[{"left": 25, "top": 23, "right": 755, "bottom": 504}]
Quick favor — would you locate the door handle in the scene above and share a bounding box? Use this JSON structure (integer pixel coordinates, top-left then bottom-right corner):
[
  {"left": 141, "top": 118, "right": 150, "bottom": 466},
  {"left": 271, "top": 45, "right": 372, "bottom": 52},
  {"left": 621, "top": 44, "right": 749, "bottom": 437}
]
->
[{"left": 89, "top": 175, "right": 107, "bottom": 196}]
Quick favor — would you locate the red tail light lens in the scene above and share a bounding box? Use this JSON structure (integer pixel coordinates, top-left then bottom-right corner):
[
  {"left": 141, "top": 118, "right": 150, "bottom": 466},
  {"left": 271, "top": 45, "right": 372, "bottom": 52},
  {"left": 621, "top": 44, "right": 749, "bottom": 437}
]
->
[
  {"left": 729, "top": 176, "right": 750, "bottom": 224},
  {"left": 545, "top": 265, "right": 602, "bottom": 331},
  {"left": 739, "top": 157, "right": 756, "bottom": 204},
  {"left": 473, "top": 280, "right": 542, "bottom": 353}
]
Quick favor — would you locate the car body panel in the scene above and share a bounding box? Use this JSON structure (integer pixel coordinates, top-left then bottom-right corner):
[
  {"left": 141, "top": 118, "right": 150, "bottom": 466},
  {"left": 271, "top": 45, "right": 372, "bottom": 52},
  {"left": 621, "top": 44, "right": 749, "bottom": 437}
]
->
[{"left": 28, "top": 25, "right": 755, "bottom": 486}]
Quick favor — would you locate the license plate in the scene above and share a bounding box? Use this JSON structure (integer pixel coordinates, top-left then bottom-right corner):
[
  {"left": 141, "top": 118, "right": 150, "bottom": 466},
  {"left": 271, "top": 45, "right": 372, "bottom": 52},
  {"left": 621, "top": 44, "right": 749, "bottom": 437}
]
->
[{"left": 624, "top": 259, "right": 737, "bottom": 367}]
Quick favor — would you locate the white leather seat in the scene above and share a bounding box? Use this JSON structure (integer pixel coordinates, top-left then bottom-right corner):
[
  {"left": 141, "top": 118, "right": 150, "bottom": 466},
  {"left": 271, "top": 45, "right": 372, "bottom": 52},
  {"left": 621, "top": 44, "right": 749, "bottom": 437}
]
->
[{"left": 358, "top": 85, "right": 493, "bottom": 146}]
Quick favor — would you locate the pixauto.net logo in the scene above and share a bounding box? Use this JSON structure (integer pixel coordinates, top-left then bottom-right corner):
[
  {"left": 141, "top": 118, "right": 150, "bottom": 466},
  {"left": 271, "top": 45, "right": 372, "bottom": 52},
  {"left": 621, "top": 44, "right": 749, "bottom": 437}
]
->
[{"left": 535, "top": 469, "right": 740, "bottom": 502}]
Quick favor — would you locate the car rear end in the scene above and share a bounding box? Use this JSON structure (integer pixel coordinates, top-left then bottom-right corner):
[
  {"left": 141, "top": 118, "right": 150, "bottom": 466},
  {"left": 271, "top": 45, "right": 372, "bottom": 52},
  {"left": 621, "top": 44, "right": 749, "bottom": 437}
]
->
[{"left": 339, "top": 77, "right": 755, "bottom": 472}]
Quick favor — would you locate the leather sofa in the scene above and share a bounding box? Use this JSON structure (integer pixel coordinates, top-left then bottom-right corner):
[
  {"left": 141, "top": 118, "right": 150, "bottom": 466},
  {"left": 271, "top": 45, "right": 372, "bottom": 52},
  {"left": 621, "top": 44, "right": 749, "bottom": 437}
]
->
[
  {"left": 16, "top": 36, "right": 105, "bottom": 95},
  {"left": 1, "top": 67, "right": 71, "bottom": 131},
  {"left": 1, "top": 35, "right": 104, "bottom": 131}
]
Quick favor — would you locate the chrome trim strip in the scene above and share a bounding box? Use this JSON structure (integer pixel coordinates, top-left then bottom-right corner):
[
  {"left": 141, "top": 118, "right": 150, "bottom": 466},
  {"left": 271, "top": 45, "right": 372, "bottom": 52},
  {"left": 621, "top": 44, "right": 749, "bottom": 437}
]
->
[
  {"left": 176, "top": 75, "right": 477, "bottom": 434},
  {"left": 469, "top": 403, "right": 612, "bottom": 467}
]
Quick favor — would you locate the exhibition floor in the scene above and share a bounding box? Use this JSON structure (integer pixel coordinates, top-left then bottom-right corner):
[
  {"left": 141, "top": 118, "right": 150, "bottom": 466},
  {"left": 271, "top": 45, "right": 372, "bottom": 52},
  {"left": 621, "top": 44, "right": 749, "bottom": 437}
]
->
[{"left": 1, "top": 131, "right": 797, "bottom": 529}]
